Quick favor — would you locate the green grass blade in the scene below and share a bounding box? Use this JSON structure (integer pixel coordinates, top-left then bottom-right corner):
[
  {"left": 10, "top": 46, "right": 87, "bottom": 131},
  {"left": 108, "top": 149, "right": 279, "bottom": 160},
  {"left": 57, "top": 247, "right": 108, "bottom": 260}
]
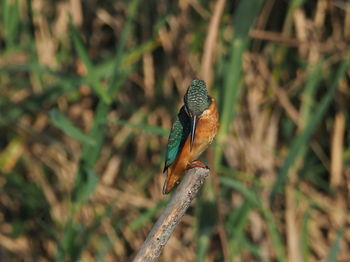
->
[
  {"left": 69, "top": 21, "right": 94, "bottom": 72},
  {"left": 241, "top": 239, "right": 269, "bottom": 262},
  {"left": 271, "top": 53, "right": 350, "bottom": 202},
  {"left": 69, "top": 21, "right": 109, "bottom": 103},
  {"left": 300, "top": 61, "right": 323, "bottom": 124},
  {"left": 109, "top": 118, "right": 169, "bottom": 136},
  {"left": 261, "top": 207, "right": 286, "bottom": 261},
  {"left": 215, "top": 0, "right": 264, "bottom": 167},
  {"left": 49, "top": 109, "right": 96, "bottom": 146},
  {"left": 95, "top": 237, "right": 113, "bottom": 262},
  {"left": 227, "top": 201, "right": 252, "bottom": 258},
  {"left": 296, "top": 61, "right": 324, "bottom": 161},
  {"left": 234, "top": 0, "right": 264, "bottom": 39},
  {"left": 325, "top": 228, "right": 344, "bottom": 262},
  {"left": 2, "top": 0, "right": 20, "bottom": 50},
  {"left": 212, "top": 5, "right": 264, "bottom": 256},
  {"left": 81, "top": 102, "right": 109, "bottom": 167},
  {"left": 55, "top": 206, "right": 112, "bottom": 261},
  {"left": 220, "top": 177, "right": 285, "bottom": 260},
  {"left": 129, "top": 201, "right": 166, "bottom": 231},
  {"left": 72, "top": 166, "right": 99, "bottom": 204},
  {"left": 93, "top": 39, "right": 158, "bottom": 79},
  {"left": 55, "top": 219, "right": 74, "bottom": 261},
  {"left": 196, "top": 234, "right": 210, "bottom": 262},
  {"left": 195, "top": 200, "right": 217, "bottom": 262},
  {"left": 301, "top": 209, "right": 311, "bottom": 262},
  {"left": 80, "top": 0, "right": 141, "bottom": 167},
  {"left": 220, "top": 177, "right": 260, "bottom": 207},
  {"left": 107, "top": 0, "right": 141, "bottom": 96}
]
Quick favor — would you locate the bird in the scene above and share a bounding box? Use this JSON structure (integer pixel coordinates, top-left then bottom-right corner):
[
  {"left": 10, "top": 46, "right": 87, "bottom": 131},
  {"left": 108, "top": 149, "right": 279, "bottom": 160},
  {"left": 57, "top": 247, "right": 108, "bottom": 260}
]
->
[{"left": 162, "top": 79, "right": 219, "bottom": 194}]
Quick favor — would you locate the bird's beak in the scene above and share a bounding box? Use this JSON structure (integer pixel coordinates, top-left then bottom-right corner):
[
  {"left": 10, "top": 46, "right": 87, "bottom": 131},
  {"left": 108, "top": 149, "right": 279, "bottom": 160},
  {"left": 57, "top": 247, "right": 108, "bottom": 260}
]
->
[{"left": 190, "top": 115, "right": 197, "bottom": 152}]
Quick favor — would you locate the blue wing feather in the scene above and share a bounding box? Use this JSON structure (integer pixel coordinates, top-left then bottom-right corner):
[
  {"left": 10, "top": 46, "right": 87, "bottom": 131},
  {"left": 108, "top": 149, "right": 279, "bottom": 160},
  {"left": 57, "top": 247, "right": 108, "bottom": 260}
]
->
[{"left": 163, "top": 106, "right": 190, "bottom": 172}]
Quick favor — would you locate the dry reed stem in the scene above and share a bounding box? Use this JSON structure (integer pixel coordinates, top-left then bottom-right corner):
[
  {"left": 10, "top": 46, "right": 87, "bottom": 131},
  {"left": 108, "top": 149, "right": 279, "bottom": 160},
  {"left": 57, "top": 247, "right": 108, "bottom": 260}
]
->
[
  {"left": 132, "top": 167, "right": 210, "bottom": 262},
  {"left": 200, "top": 0, "right": 230, "bottom": 260},
  {"left": 330, "top": 111, "right": 345, "bottom": 187},
  {"left": 200, "top": 0, "right": 226, "bottom": 88}
]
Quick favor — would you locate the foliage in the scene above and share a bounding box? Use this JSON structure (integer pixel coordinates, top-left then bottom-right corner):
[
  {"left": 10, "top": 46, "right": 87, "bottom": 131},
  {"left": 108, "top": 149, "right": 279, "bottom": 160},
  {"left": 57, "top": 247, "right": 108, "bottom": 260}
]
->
[{"left": 1, "top": 0, "right": 350, "bottom": 261}]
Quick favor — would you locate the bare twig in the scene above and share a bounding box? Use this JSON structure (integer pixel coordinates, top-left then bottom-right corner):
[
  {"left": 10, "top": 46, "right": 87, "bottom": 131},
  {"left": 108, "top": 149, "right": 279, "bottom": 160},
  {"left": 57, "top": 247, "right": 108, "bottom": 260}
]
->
[{"left": 132, "top": 167, "right": 210, "bottom": 262}]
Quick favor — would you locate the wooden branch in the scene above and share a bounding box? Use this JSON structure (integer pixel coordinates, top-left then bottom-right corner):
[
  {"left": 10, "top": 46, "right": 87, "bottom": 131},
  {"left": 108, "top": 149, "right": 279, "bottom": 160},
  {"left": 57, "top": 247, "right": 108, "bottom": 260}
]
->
[{"left": 132, "top": 167, "right": 210, "bottom": 262}]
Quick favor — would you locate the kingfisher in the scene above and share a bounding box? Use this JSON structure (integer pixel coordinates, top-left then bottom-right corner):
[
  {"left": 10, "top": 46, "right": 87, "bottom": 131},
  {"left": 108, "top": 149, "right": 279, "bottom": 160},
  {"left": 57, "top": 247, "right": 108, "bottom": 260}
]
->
[{"left": 162, "top": 79, "right": 219, "bottom": 194}]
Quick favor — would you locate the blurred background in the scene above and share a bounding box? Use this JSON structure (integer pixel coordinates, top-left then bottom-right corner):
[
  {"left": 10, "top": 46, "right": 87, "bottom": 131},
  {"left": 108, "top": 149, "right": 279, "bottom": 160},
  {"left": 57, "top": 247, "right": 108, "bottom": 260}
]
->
[{"left": 1, "top": 0, "right": 350, "bottom": 261}]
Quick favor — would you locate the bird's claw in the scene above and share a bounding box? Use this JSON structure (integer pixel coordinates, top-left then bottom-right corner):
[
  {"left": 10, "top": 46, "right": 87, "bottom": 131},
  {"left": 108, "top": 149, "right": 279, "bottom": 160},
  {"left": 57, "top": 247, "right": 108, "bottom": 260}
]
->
[{"left": 186, "top": 160, "right": 209, "bottom": 170}]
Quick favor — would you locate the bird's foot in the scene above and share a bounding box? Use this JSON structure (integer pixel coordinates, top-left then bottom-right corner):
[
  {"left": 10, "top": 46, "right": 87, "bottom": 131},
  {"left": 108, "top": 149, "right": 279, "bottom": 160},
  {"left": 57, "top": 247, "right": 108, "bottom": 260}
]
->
[{"left": 186, "top": 160, "right": 209, "bottom": 170}]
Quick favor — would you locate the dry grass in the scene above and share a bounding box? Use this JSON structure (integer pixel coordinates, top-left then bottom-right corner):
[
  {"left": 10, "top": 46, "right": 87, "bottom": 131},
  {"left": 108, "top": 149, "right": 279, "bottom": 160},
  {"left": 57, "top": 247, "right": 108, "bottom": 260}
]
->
[{"left": 1, "top": 0, "right": 350, "bottom": 261}]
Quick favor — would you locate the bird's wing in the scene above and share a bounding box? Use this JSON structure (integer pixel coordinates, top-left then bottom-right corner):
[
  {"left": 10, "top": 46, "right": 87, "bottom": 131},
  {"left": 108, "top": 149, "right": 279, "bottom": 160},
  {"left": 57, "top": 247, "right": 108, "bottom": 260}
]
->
[{"left": 163, "top": 106, "right": 190, "bottom": 172}]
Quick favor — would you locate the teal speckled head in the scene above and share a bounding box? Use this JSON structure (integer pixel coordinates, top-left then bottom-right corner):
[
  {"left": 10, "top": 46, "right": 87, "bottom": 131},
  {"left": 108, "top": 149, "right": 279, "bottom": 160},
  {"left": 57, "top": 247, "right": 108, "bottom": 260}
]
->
[
  {"left": 184, "top": 79, "right": 210, "bottom": 116},
  {"left": 184, "top": 79, "right": 211, "bottom": 151}
]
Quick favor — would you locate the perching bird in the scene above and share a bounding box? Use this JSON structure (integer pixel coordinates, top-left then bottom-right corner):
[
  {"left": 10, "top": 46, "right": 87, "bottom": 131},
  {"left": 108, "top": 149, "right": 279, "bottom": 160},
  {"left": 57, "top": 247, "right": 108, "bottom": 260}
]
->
[{"left": 162, "top": 79, "right": 219, "bottom": 194}]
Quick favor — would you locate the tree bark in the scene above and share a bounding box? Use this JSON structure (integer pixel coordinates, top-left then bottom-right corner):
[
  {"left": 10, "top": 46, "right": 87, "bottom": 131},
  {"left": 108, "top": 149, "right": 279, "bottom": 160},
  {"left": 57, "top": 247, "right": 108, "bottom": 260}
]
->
[{"left": 132, "top": 167, "right": 210, "bottom": 262}]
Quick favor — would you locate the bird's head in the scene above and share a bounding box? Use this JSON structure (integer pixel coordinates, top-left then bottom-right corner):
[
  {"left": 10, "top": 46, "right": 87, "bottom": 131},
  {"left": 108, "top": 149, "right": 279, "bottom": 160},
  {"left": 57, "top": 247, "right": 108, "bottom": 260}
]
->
[{"left": 184, "top": 79, "right": 211, "bottom": 151}]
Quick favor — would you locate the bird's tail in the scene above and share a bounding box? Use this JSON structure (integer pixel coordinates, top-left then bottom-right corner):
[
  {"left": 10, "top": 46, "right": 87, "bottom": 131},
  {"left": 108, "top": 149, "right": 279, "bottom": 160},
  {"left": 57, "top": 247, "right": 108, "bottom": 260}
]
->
[{"left": 162, "top": 168, "right": 179, "bottom": 194}]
